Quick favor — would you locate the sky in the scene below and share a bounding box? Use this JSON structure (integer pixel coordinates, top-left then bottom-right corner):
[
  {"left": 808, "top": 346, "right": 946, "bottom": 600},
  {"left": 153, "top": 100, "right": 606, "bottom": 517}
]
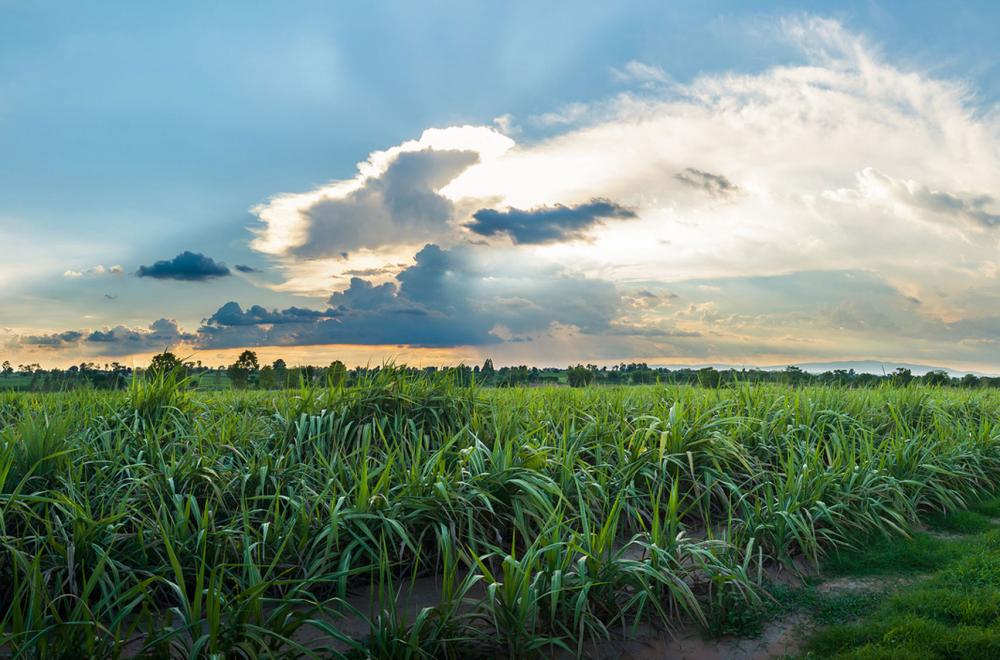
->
[{"left": 2, "top": 1, "right": 1000, "bottom": 371}]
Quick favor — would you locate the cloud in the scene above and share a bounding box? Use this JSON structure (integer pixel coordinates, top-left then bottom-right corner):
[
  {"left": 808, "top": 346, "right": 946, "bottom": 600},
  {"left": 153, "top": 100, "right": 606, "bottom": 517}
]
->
[
  {"left": 328, "top": 277, "right": 397, "bottom": 310},
  {"left": 234, "top": 264, "right": 261, "bottom": 273},
  {"left": 137, "top": 251, "right": 231, "bottom": 281},
  {"left": 824, "top": 168, "right": 1000, "bottom": 230},
  {"left": 466, "top": 199, "right": 636, "bottom": 244},
  {"left": 294, "top": 148, "right": 480, "bottom": 257},
  {"left": 63, "top": 264, "right": 123, "bottom": 278},
  {"left": 250, "top": 126, "right": 515, "bottom": 258},
  {"left": 674, "top": 168, "right": 740, "bottom": 197},
  {"left": 531, "top": 102, "right": 592, "bottom": 127},
  {"left": 204, "top": 302, "right": 340, "bottom": 326},
  {"left": 198, "top": 243, "right": 622, "bottom": 348},
  {"left": 21, "top": 330, "right": 84, "bottom": 348},
  {"left": 18, "top": 319, "right": 193, "bottom": 356},
  {"left": 82, "top": 319, "right": 194, "bottom": 355},
  {"left": 610, "top": 60, "right": 670, "bottom": 86}
]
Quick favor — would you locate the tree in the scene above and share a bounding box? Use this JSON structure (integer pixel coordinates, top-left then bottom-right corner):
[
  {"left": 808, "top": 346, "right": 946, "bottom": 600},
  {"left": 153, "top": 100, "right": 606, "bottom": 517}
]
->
[
  {"left": 149, "top": 351, "right": 182, "bottom": 375},
  {"left": 567, "top": 365, "right": 595, "bottom": 387},
  {"left": 237, "top": 350, "right": 259, "bottom": 372},
  {"left": 258, "top": 365, "right": 275, "bottom": 389},
  {"left": 781, "top": 365, "right": 805, "bottom": 386},
  {"left": 891, "top": 367, "right": 913, "bottom": 387},
  {"left": 922, "top": 370, "right": 949, "bottom": 386},
  {"left": 1, "top": 360, "right": 12, "bottom": 376},
  {"left": 697, "top": 367, "right": 722, "bottom": 388},
  {"left": 327, "top": 360, "right": 347, "bottom": 386},
  {"left": 961, "top": 373, "right": 981, "bottom": 388},
  {"left": 227, "top": 350, "right": 260, "bottom": 388}
]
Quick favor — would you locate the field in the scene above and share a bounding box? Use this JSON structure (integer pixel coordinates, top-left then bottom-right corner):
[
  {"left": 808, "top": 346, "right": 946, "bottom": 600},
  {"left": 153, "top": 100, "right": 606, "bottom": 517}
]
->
[{"left": 3, "top": 372, "right": 1000, "bottom": 658}]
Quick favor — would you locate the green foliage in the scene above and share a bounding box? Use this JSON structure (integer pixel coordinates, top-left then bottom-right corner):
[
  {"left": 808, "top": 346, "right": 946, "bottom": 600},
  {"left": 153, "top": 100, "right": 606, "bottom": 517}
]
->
[
  {"left": 1, "top": 382, "right": 1000, "bottom": 656},
  {"left": 149, "top": 351, "right": 183, "bottom": 375},
  {"left": 227, "top": 349, "right": 260, "bottom": 388},
  {"left": 566, "top": 365, "right": 595, "bottom": 387}
]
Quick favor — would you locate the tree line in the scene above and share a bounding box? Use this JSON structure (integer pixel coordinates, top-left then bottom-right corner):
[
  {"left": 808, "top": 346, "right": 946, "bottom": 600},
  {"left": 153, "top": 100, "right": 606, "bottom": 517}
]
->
[{"left": 1, "top": 354, "right": 998, "bottom": 391}]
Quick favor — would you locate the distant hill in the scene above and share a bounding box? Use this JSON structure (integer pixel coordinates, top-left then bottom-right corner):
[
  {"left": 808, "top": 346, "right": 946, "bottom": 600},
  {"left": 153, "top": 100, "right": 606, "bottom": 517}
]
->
[
  {"left": 784, "top": 361, "right": 977, "bottom": 377},
  {"left": 649, "top": 360, "right": 986, "bottom": 378}
]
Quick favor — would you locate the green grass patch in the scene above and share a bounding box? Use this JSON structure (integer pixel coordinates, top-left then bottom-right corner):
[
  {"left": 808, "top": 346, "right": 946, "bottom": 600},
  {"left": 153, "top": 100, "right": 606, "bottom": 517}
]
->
[
  {"left": 968, "top": 497, "right": 1000, "bottom": 518},
  {"left": 805, "top": 524, "right": 1000, "bottom": 657},
  {"left": 924, "top": 509, "right": 993, "bottom": 534},
  {"left": 705, "top": 582, "right": 890, "bottom": 639},
  {"left": 822, "top": 532, "right": 965, "bottom": 577}
]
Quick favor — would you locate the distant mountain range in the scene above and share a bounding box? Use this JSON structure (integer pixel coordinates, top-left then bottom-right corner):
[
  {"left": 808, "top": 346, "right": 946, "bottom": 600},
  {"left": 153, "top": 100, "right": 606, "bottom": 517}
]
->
[{"left": 650, "top": 360, "right": 990, "bottom": 378}]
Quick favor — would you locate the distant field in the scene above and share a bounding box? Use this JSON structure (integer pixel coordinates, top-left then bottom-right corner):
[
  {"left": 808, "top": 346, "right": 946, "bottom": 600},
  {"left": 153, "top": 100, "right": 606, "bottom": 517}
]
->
[{"left": 2, "top": 375, "right": 1000, "bottom": 657}]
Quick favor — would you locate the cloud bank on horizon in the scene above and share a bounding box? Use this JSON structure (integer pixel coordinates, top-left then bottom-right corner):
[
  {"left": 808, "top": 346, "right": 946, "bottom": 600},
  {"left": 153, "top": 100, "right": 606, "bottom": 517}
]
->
[{"left": 5, "top": 15, "right": 1000, "bottom": 370}]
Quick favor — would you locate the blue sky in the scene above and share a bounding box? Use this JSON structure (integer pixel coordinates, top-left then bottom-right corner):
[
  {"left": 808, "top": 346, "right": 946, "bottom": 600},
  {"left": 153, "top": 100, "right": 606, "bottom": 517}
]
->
[{"left": 2, "top": 1, "right": 1000, "bottom": 370}]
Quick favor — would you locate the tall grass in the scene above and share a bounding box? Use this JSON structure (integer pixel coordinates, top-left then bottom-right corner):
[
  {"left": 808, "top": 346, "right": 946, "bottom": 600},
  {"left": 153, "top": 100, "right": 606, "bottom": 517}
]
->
[{"left": 1, "top": 375, "right": 999, "bottom": 656}]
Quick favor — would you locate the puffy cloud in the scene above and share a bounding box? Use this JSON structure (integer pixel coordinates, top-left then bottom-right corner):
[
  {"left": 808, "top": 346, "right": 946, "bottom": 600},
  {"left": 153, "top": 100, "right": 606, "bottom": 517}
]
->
[
  {"left": 250, "top": 126, "right": 515, "bottom": 258},
  {"left": 294, "top": 148, "right": 479, "bottom": 257},
  {"left": 328, "top": 277, "right": 397, "bottom": 310},
  {"left": 198, "top": 243, "right": 623, "bottom": 348},
  {"left": 204, "top": 302, "right": 340, "bottom": 326},
  {"left": 21, "top": 330, "right": 84, "bottom": 348},
  {"left": 137, "top": 251, "right": 231, "bottom": 281},
  {"left": 82, "top": 319, "right": 194, "bottom": 355},
  {"left": 466, "top": 199, "right": 636, "bottom": 244},
  {"left": 17, "top": 319, "right": 193, "bottom": 356}
]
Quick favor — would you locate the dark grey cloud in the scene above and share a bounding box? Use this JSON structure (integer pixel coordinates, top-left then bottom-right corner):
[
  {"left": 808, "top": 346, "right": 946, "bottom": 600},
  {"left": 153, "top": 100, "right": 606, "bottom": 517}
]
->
[
  {"left": 466, "top": 199, "right": 636, "bottom": 244},
  {"left": 137, "top": 251, "right": 231, "bottom": 281},
  {"left": 21, "top": 330, "right": 84, "bottom": 348},
  {"left": 674, "top": 168, "right": 740, "bottom": 197},
  {"left": 234, "top": 264, "right": 261, "bottom": 273},
  {"left": 83, "top": 319, "right": 194, "bottom": 355},
  {"left": 328, "top": 278, "right": 397, "bottom": 310},
  {"left": 204, "top": 302, "right": 340, "bottom": 326},
  {"left": 198, "top": 243, "right": 622, "bottom": 348},
  {"left": 19, "top": 319, "right": 193, "bottom": 355},
  {"left": 294, "top": 149, "right": 480, "bottom": 258}
]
